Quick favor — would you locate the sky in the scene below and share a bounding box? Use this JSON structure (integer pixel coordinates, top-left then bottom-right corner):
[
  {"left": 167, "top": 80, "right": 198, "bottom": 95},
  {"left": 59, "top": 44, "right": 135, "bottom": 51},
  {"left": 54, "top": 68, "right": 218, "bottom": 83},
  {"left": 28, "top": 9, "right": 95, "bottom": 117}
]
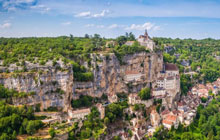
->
[{"left": 0, "top": 0, "right": 220, "bottom": 39}]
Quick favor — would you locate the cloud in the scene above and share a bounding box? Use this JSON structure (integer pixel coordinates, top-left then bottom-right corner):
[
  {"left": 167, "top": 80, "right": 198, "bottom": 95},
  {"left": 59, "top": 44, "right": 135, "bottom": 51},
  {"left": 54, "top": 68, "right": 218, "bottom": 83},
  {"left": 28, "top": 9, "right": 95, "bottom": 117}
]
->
[
  {"left": 31, "top": 4, "right": 50, "bottom": 13},
  {"left": 75, "top": 10, "right": 110, "bottom": 18},
  {"left": 85, "top": 24, "right": 95, "bottom": 27},
  {"left": 108, "top": 24, "right": 118, "bottom": 29},
  {"left": 61, "top": 22, "right": 71, "bottom": 26},
  {"left": 92, "top": 10, "right": 109, "bottom": 18},
  {"left": 0, "top": 23, "right": 12, "bottom": 29},
  {"left": 85, "top": 24, "right": 105, "bottom": 28},
  {"left": 125, "top": 22, "right": 159, "bottom": 31},
  {"left": 75, "top": 11, "right": 91, "bottom": 17}
]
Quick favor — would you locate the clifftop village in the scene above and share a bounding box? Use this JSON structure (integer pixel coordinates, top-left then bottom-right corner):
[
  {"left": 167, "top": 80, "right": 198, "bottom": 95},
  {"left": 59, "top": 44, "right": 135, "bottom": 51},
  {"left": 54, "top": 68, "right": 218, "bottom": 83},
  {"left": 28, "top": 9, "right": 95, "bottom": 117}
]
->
[
  {"left": 1, "top": 30, "right": 219, "bottom": 140},
  {"left": 39, "top": 31, "right": 215, "bottom": 140}
]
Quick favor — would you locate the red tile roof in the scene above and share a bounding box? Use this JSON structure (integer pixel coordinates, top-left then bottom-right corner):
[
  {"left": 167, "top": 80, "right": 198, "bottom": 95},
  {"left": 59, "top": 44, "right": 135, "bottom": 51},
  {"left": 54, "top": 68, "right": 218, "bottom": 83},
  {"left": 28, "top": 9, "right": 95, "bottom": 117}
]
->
[
  {"left": 162, "top": 120, "right": 173, "bottom": 125},
  {"left": 125, "top": 70, "right": 140, "bottom": 75}
]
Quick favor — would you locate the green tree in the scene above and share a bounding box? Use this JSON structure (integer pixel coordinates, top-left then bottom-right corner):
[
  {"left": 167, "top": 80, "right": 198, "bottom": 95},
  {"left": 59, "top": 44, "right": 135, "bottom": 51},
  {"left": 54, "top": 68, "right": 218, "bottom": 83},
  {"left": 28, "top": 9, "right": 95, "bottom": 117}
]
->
[
  {"left": 138, "top": 88, "right": 151, "bottom": 100},
  {"left": 49, "top": 127, "right": 55, "bottom": 138}
]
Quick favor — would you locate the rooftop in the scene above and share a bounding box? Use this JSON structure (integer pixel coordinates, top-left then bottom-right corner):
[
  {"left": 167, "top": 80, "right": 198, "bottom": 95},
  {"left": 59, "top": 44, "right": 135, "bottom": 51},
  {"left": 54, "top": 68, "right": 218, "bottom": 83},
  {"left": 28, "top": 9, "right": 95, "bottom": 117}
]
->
[
  {"left": 165, "top": 63, "right": 179, "bottom": 71},
  {"left": 125, "top": 70, "right": 140, "bottom": 75}
]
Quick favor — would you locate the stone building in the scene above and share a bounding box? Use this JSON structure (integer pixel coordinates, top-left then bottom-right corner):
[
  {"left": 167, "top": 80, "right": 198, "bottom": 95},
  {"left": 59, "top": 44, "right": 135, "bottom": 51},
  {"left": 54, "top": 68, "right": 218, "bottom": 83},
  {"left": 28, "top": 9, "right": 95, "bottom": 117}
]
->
[
  {"left": 152, "top": 87, "right": 166, "bottom": 97},
  {"left": 68, "top": 108, "right": 91, "bottom": 119},
  {"left": 162, "top": 114, "right": 179, "bottom": 129},
  {"left": 150, "top": 109, "right": 161, "bottom": 127},
  {"left": 124, "top": 70, "right": 143, "bottom": 82},
  {"left": 137, "top": 30, "right": 156, "bottom": 51}
]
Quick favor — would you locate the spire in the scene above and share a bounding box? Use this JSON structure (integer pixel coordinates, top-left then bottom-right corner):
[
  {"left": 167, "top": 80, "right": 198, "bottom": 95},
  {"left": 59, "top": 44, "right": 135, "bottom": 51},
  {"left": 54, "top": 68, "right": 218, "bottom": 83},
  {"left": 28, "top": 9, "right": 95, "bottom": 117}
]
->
[
  {"left": 145, "top": 29, "right": 149, "bottom": 39},
  {"left": 145, "top": 29, "right": 148, "bottom": 35}
]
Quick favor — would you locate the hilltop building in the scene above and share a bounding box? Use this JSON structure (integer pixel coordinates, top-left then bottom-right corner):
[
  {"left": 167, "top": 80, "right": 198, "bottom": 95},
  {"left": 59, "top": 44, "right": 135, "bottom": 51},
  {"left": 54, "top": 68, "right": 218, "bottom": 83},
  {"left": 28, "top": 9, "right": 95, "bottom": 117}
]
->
[
  {"left": 137, "top": 30, "right": 156, "bottom": 51},
  {"left": 124, "top": 30, "right": 156, "bottom": 51}
]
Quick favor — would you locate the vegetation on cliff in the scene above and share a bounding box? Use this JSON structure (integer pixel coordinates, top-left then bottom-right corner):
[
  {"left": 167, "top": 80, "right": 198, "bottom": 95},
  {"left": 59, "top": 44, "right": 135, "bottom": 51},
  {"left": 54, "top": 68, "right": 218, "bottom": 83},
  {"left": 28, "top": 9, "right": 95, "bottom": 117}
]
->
[{"left": 0, "top": 85, "right": 36, "bottom": 99}]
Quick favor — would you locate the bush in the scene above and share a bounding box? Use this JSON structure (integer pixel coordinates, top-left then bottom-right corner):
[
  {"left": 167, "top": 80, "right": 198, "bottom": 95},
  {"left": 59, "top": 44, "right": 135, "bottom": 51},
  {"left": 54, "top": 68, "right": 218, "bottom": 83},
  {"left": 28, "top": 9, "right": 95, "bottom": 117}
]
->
[{"left": 138, "top": 87, "right": 151, "bottom": 100}]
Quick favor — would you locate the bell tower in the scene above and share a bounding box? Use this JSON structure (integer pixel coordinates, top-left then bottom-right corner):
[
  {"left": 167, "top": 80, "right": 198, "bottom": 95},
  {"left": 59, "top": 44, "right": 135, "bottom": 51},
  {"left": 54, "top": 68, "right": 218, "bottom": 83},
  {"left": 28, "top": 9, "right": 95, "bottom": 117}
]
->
[{"left": 145, "top": 29, "right": 149, "bottom": 40}]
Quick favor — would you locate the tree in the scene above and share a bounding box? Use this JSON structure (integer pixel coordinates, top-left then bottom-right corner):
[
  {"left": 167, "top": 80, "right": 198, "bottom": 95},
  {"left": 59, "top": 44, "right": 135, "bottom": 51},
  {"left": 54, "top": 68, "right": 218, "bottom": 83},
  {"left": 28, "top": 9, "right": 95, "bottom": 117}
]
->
[
  {"left": 26, "top": 121, "right": 36, "bottom": 135},
  {"left": 116, "top": 36, "right": 127, "bottom": 46},
  {"left": 138, "top": 88, "right": 151, "bottom": 100},
  {"left": 104, "top": 117, "right": 110, "bottom": 125},
  {"left": 49, "top": 127, "right": 56, "bottom": 138}
]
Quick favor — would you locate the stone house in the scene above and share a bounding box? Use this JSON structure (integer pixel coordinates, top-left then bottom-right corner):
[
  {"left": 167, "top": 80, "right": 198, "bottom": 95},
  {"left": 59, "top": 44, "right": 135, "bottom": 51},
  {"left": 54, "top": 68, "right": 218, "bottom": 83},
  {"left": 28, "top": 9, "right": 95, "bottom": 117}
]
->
[
  {"left": 152, "top": 87, "right": 166, "bottom": 97},
  {"left": 150, "top": 109, "right": 161, "bottom": 127},
  {"left": 162, "top": 114, "right": 179, "bottom": 129},
  {"left": 128, "top": 93, "right": 153, "bottom": 107},
  {"left": 164, "top": 63, "right": 179, "bottom": 77},
  {"left": 68, "top": 108, "right": 91, "bottom": 119},
  {"left": 125, "top": 41, "right": 135, "bottom": 46},
  {"left": 124, "top": 70, "right": 143, "bottom": 82}
]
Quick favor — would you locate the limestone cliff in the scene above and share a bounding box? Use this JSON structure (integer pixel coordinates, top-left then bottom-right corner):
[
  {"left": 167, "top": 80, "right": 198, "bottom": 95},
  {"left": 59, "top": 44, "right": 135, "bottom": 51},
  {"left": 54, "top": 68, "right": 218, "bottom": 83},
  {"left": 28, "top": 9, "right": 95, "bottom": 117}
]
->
[
  {"left": 73, "top": 52, "right": 163, "bottom": 98},
  {"left": 0, "top": 65, "right": 73, "bottom": 111},
  {"left": 0, "top": 51, "right": 163, "bottom": 110}
]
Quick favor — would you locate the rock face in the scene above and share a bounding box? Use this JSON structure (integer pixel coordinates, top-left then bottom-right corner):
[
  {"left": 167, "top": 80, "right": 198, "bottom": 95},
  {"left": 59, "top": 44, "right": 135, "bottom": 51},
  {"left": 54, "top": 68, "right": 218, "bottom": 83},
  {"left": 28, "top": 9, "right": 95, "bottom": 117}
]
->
[
  {"left": 0, "top": 51, "right": 163, "bottom": 110},
  {"left": 73, "top": 52, "right": 163, "bottom": 98},
  {"left": 0, "top": 66, "right": 73, "bottom": 111}
]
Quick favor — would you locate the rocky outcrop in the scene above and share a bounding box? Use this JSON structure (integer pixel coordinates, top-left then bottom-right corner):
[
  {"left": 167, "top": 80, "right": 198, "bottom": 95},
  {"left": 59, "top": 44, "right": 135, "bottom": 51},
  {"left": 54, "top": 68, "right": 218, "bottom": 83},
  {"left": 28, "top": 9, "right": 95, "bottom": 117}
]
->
[
  {"left": 0, "top": 66, "right": 73, "bottom": 111},
  {"left": 73, "top": 52, "right": 163, "bottom": 98},
  {"left": 0, "top": 51, "right": 163, "bottom": 110}
]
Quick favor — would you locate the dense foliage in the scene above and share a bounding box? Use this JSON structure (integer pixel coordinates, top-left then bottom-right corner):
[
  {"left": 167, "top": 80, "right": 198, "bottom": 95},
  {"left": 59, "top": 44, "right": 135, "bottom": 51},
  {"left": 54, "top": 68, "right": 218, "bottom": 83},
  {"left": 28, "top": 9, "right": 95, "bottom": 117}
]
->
[
  {"left": 105, "top": 101, "right": 128, "bottom": 123},
  {"left": 154, "top": 38, "right": 220, "bottom": 83},
  {"left": 138, "top": 87, "right": 151, "bottom": 100},
  {"left": 0, "top": 101, "right": 43, "bottom": 140},
  {"left": 0, "top": 85, "right": 35, "bottom": 98},
  {"left": 150, "top": 95, "right": 220, "bottom": 140},
  {"left": 68, "top": 107, "right": 105, "bottom": 140},
  {"left": 71, "top": 95, "right": 94, "bottom": 108},
  {"left": 113, "top": 42, "right": 147, "bottom": 64}
]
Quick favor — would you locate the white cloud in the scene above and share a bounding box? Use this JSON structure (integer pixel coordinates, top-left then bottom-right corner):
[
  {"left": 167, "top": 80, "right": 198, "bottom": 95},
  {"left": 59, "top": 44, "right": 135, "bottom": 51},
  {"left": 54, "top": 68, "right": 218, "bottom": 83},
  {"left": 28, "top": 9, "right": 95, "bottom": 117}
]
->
[
  {"left": 85, "top": 24, "right": 105, "bottom": 28},
  {"left": 61, "top": 22, "right": 71, "bottom": 26},
  {"left": 0, "top": 23, "right": 12, "bottom": 29},
  {"left": 92, "top": 10, "right": 109, "bottom": 18},
  {"left": 125, "top": 22, "right": 158, "bottom": 31},
  {"left": 124, "top": 22, "right": 161, "bottom": 32},
  {"left": 75, "top": 11, "right": 91, "bottom": 17},
  {"left": 108, "top": 24, "right": 118, "bottom": 29},
  {"left": 31, "top": 4, "right": 51, "bottom": 13},
  {"left": 75, "top": 10, "right": 109, "bottom": 18}
]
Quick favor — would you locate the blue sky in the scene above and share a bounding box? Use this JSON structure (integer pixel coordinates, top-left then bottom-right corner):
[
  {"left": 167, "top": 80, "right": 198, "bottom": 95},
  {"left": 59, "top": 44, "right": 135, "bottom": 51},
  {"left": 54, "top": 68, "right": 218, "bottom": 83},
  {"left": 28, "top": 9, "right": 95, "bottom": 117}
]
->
[{"left": 0, "top": 0, "right": 220, "bottom": 39}]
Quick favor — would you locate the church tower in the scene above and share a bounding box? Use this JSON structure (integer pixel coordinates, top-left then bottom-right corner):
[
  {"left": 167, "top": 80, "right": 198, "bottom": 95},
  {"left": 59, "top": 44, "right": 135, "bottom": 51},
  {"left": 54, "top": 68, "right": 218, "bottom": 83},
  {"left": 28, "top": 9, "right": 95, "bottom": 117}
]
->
[{"left": 145, "top": 29, "right": 149, "bottom": 40}]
